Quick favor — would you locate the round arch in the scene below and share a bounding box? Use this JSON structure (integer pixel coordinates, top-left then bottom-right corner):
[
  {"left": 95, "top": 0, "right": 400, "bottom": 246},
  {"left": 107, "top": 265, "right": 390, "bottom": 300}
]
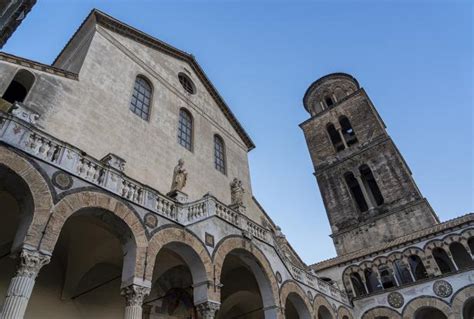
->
[
  {"left": 337, "top": 305, "right": 354, "bottom": 319},
  {"left": 39, "top": 191, "right": 148, "bottom": 282},
  {"left": 145, "top": 226, "right": 213, "bottom": 303},
  {"left": 451, "top": 285, "right": 474, "bottom": 319},
  {"left": 213, "top": 236, "right": 280, "bottom": 315},
  {"left": 313, "top": 294, "right": 336, "bottom": 319},
  {"left": 0, "top": 146, "right": 54, "bottom": 251},
  {"left": 361, "top": 306, "right": 401, "bottom": 319},
  {"left": 402, "top": 296, "right": 452, "bottom": 319},
  {"left": 280, "top": 281, "right": 312, "bottom": 319}
]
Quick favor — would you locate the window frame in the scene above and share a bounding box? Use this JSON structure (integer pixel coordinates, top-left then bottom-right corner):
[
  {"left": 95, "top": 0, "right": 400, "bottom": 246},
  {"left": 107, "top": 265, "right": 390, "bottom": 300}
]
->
[
  {"left": 177, "top": 108, "right": 194, "bottom": 152},
  {"left": 1, "top": 69, "right": 36, "bottom": 104},
  {"left": 178, "top": 72, "right": 196, "bottom": 95},
  {"left": 213, "top": 134, "right": 227, "bottom": 175},
  {"left": 129, "top": 75, "right": 153, "bottom": 121}
]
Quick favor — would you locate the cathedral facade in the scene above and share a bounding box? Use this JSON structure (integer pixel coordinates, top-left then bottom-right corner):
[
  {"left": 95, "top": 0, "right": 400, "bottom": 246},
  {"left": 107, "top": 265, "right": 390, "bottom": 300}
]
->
[{"left": 0, "top": 6, "right": 472, "bottom": 319}]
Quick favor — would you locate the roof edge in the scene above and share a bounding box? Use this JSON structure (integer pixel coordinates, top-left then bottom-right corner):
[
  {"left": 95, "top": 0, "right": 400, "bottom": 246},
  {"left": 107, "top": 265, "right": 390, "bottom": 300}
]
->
[{"left": 52, "top": 8, "right": 255, "bottom": 151}]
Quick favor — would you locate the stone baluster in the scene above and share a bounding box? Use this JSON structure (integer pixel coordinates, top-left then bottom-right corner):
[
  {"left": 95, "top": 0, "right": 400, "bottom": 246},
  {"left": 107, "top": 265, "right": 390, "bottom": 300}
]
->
[
  {"left": 1, "top": 249, "right": 51, "bottom": 319},
  {"left": 121, "top": 284, "right": 150, "bottom": 319},
  {"left": 196, "top": 301, "right": 220, "bottom": 319}
]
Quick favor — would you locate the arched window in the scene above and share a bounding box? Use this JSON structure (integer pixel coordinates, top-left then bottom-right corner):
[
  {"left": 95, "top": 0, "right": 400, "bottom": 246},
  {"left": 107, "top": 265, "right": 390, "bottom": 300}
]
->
[
  {"left": 364, "top": 269, "right": 381, "bottom": 293},
  {"left": 178, "top": 108, "right": 193, "bottom": 151},
  {"left": 393, "top": 260, "right": 413, "bottom": 285},
  {"left": 379, "top": 266, "right": 397, "bottom": 289},
  {"left": 350, "top": 272, "right": 366, "bottom": 297},
  {"left": 468, "top": 237, "right": 474, "bottom": 255},
  {"left": 449, "top": 242, "right": 473, "bottom": 269},
  {"left": 414, "top": 307, "right": 447, "bottom": 319},
  {"left": 359, "top": 165, "right": 384, "bottom": 206},
  {"left": 432, "top": 248, "right": 455, "bottom": 274},
  {"left": 339, "top": 116, "right": 358, "bottom": 146},
  {"left": 344, "top": 172, "right": 368, "bottom": 212},
  {"left": 318, "top": 305, "right": 333, "bottom": 319},
  {"left": 408, "top": 255, "right": 428, "bottom": 280},
  {"left": 326, "top": 123, "right": 345, "bottom": 152},
  {"left": 214, "top": 135, "right": 226, "bottom": 174},
  {"left": 2, "top": 69, "right": 35, "bottom": 104},
  {"left": 130, "top": 76, "right": 152, "bottom": 120},
  {"left": 325, "top": 96, "right": 334, "bottom": 107}
]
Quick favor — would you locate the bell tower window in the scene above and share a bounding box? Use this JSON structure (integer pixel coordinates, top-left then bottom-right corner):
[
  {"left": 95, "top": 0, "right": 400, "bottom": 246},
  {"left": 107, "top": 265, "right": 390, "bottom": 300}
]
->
[
  {"left": 359, "top": 165, "right": 384, "bottom": 206},
  {"left": 339, "top": 116, "right": 358, "bottom": 146},
  {"left": 344, "top": 172, "right": 368, "bottom": 212},
  {"left": 2, "top": 69, "right": 35, "bottom": 104},
  {"left": 325, "top": 96, "right": 334, "bottom": 107},
  {"left": 327, "top": 123, "right": 345, "bottom": 152}
]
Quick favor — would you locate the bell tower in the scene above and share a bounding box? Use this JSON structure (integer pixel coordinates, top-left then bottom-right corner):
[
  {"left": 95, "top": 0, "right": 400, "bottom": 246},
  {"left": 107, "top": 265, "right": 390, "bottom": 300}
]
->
[{"left": 300, "top": 73, "right": 439, "bottom": 256}]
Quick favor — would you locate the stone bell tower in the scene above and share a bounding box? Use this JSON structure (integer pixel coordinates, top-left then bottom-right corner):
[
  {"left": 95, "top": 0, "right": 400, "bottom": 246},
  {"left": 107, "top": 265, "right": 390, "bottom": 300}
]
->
[{"left": 300, "top": 73, "right": 439, "bottom": 256}]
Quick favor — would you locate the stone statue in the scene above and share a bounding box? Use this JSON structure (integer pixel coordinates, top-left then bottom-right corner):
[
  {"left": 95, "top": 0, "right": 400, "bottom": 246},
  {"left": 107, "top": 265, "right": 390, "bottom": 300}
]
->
[
  {"left": 230, "top": 178, "right": 244, "bottom": 206},
  {"left": 171, "top": 159, "right": 187, "bottom": 192}
]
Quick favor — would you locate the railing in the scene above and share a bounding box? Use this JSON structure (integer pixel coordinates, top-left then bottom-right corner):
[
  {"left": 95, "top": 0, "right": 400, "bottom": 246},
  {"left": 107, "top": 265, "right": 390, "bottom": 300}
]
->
[
  {"left": 0, "top": 109, "right": 350, "bottom": 305},
  {"left": 0, "top": 109, "right": 178, "bottom": 222}
]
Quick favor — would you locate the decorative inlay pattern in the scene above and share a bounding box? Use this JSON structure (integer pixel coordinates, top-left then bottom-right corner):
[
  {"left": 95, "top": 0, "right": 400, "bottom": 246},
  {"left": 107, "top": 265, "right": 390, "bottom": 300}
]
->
[
  {"left": 433, "top": 280, "right": 453, "bottom": 298},
  {"left": 52, "top": 171, "right": 73, "bottom": 190},
  {"left": 144, "top": 213, "right": 158, "bottom": 228},
  {"left": 387, "top": 291, "right": 404, "bottom": 308},
  {"left": 276, "top": 271, "right": 282, "bottom": 284},
  {"left": 205, "top": 232, "right": 215, "bottom": 247}
]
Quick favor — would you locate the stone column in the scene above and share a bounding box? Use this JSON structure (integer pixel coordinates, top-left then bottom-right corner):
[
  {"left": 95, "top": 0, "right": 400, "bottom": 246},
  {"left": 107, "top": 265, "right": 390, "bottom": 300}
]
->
[
  {"left": 354, "top": 173, "right": 375, "bottom": 210},
  {"left": 196, "top": 301, "right": 220, "bottom": 319},
  {"left": 121, "top": 284, "right": 150, "bottom": 319},
  {"left": 1, "top": 249, "right": 51, "bottom": 319}
]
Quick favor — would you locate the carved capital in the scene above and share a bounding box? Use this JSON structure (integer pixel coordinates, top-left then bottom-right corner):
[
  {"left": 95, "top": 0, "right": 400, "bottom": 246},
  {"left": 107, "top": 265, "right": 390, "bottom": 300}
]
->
[
  {"left": 196, "top": 301, "right": 220, "bottom": 319},
  {"left": 121, "top": 284, "right": 150, "bottom": 307},
  {"left": 16, "top": 249, "right": 51, "bottom": 278}
]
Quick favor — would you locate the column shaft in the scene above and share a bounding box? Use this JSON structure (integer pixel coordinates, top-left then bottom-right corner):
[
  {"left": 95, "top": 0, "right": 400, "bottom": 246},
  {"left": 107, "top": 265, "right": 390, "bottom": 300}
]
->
[{"left": 1, "top": 249, "right": 50, "bottom": 319}]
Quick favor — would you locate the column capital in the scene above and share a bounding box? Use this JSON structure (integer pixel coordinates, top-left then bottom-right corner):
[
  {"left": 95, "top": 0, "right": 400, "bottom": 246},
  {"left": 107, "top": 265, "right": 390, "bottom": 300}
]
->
[
  {"left": 120, "top": 284, "right": 150, "bottom": 307},
  {"left": 196, "top": 301, "right": 220, "bottom": 319},
  {"left": 16, "top": 249, "right": 51, "bottom": 278}
]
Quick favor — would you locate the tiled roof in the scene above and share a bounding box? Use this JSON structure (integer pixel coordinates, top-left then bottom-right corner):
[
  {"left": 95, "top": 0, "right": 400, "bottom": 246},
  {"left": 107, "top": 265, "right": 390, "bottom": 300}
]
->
[{"left": 311, "top": 213, "right": 474, "bottom": 271}]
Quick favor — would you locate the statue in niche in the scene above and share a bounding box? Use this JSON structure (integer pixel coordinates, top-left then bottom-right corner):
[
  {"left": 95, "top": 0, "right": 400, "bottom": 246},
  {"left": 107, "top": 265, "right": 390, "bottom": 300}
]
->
[
  {"left": 230, "top": 178, "right": 244, "bottom": 206},
  {"left": 171, "top": 159, "right": 187, "bottom": 192}
]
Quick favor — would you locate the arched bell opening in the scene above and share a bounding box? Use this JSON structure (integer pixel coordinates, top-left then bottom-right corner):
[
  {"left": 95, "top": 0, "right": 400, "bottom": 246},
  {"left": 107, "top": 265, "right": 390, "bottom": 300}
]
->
[
  {"left": 217, "top": 249, "right": 276, "bottom": 319},
  {"left": 27, "top": 207, "right": 137, "bottom": 318}
]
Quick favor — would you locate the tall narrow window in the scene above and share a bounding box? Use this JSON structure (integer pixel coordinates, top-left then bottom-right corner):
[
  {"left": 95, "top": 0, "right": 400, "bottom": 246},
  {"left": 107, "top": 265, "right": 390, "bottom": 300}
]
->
[
  {"left": 359, "top": 165, "right": 384, "bottom": 206},
  {"left": 378, "top": 267, "right": 396, "bottom": 289},
  {"left": 130, "top": 76, "right": 152, "bottom": 120},
  {"left": 344, "top": 172, "right": 368, "bottom": 212},
  {"left": 364, "top": 269, "right": 381, "bottom": 293},
  {"left": 393, "top": 260, "right": 413, "bottom": 285},
  {"left": 432, "top": 248, "right": 455, "bottom": 274},
  {"left": 350, "top": 273, "right": 367, "bottom": 297},
  {"left": 339, "top": 116, "right": 358, "bottom": 146},
  {"left": 2, "top": 69, "right": 35, "bottom": 104},
  {"left": 408, "top": 255, "right": 428, "bottom": 280},
  {"left": 449, "top": 242, "right": 473, "bottom": 270},
  {"left": 327, "top": 123, "right": 345, "bottom": 152},
  {"left": 178, "top": 108, "right": 193, "bottom": 151},
  {"left": 325, "top": 96, "right": 334, "bottom": 107},
  {"left": 214, "top": 135, "right": 226, "bottom": 174}
]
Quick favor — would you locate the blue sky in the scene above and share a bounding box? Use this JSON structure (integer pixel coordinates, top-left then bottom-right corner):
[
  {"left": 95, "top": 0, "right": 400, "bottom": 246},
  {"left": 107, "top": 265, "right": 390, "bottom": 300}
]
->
[{"left": 4, "top": 0, "right": 472, "bottom": 263}]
